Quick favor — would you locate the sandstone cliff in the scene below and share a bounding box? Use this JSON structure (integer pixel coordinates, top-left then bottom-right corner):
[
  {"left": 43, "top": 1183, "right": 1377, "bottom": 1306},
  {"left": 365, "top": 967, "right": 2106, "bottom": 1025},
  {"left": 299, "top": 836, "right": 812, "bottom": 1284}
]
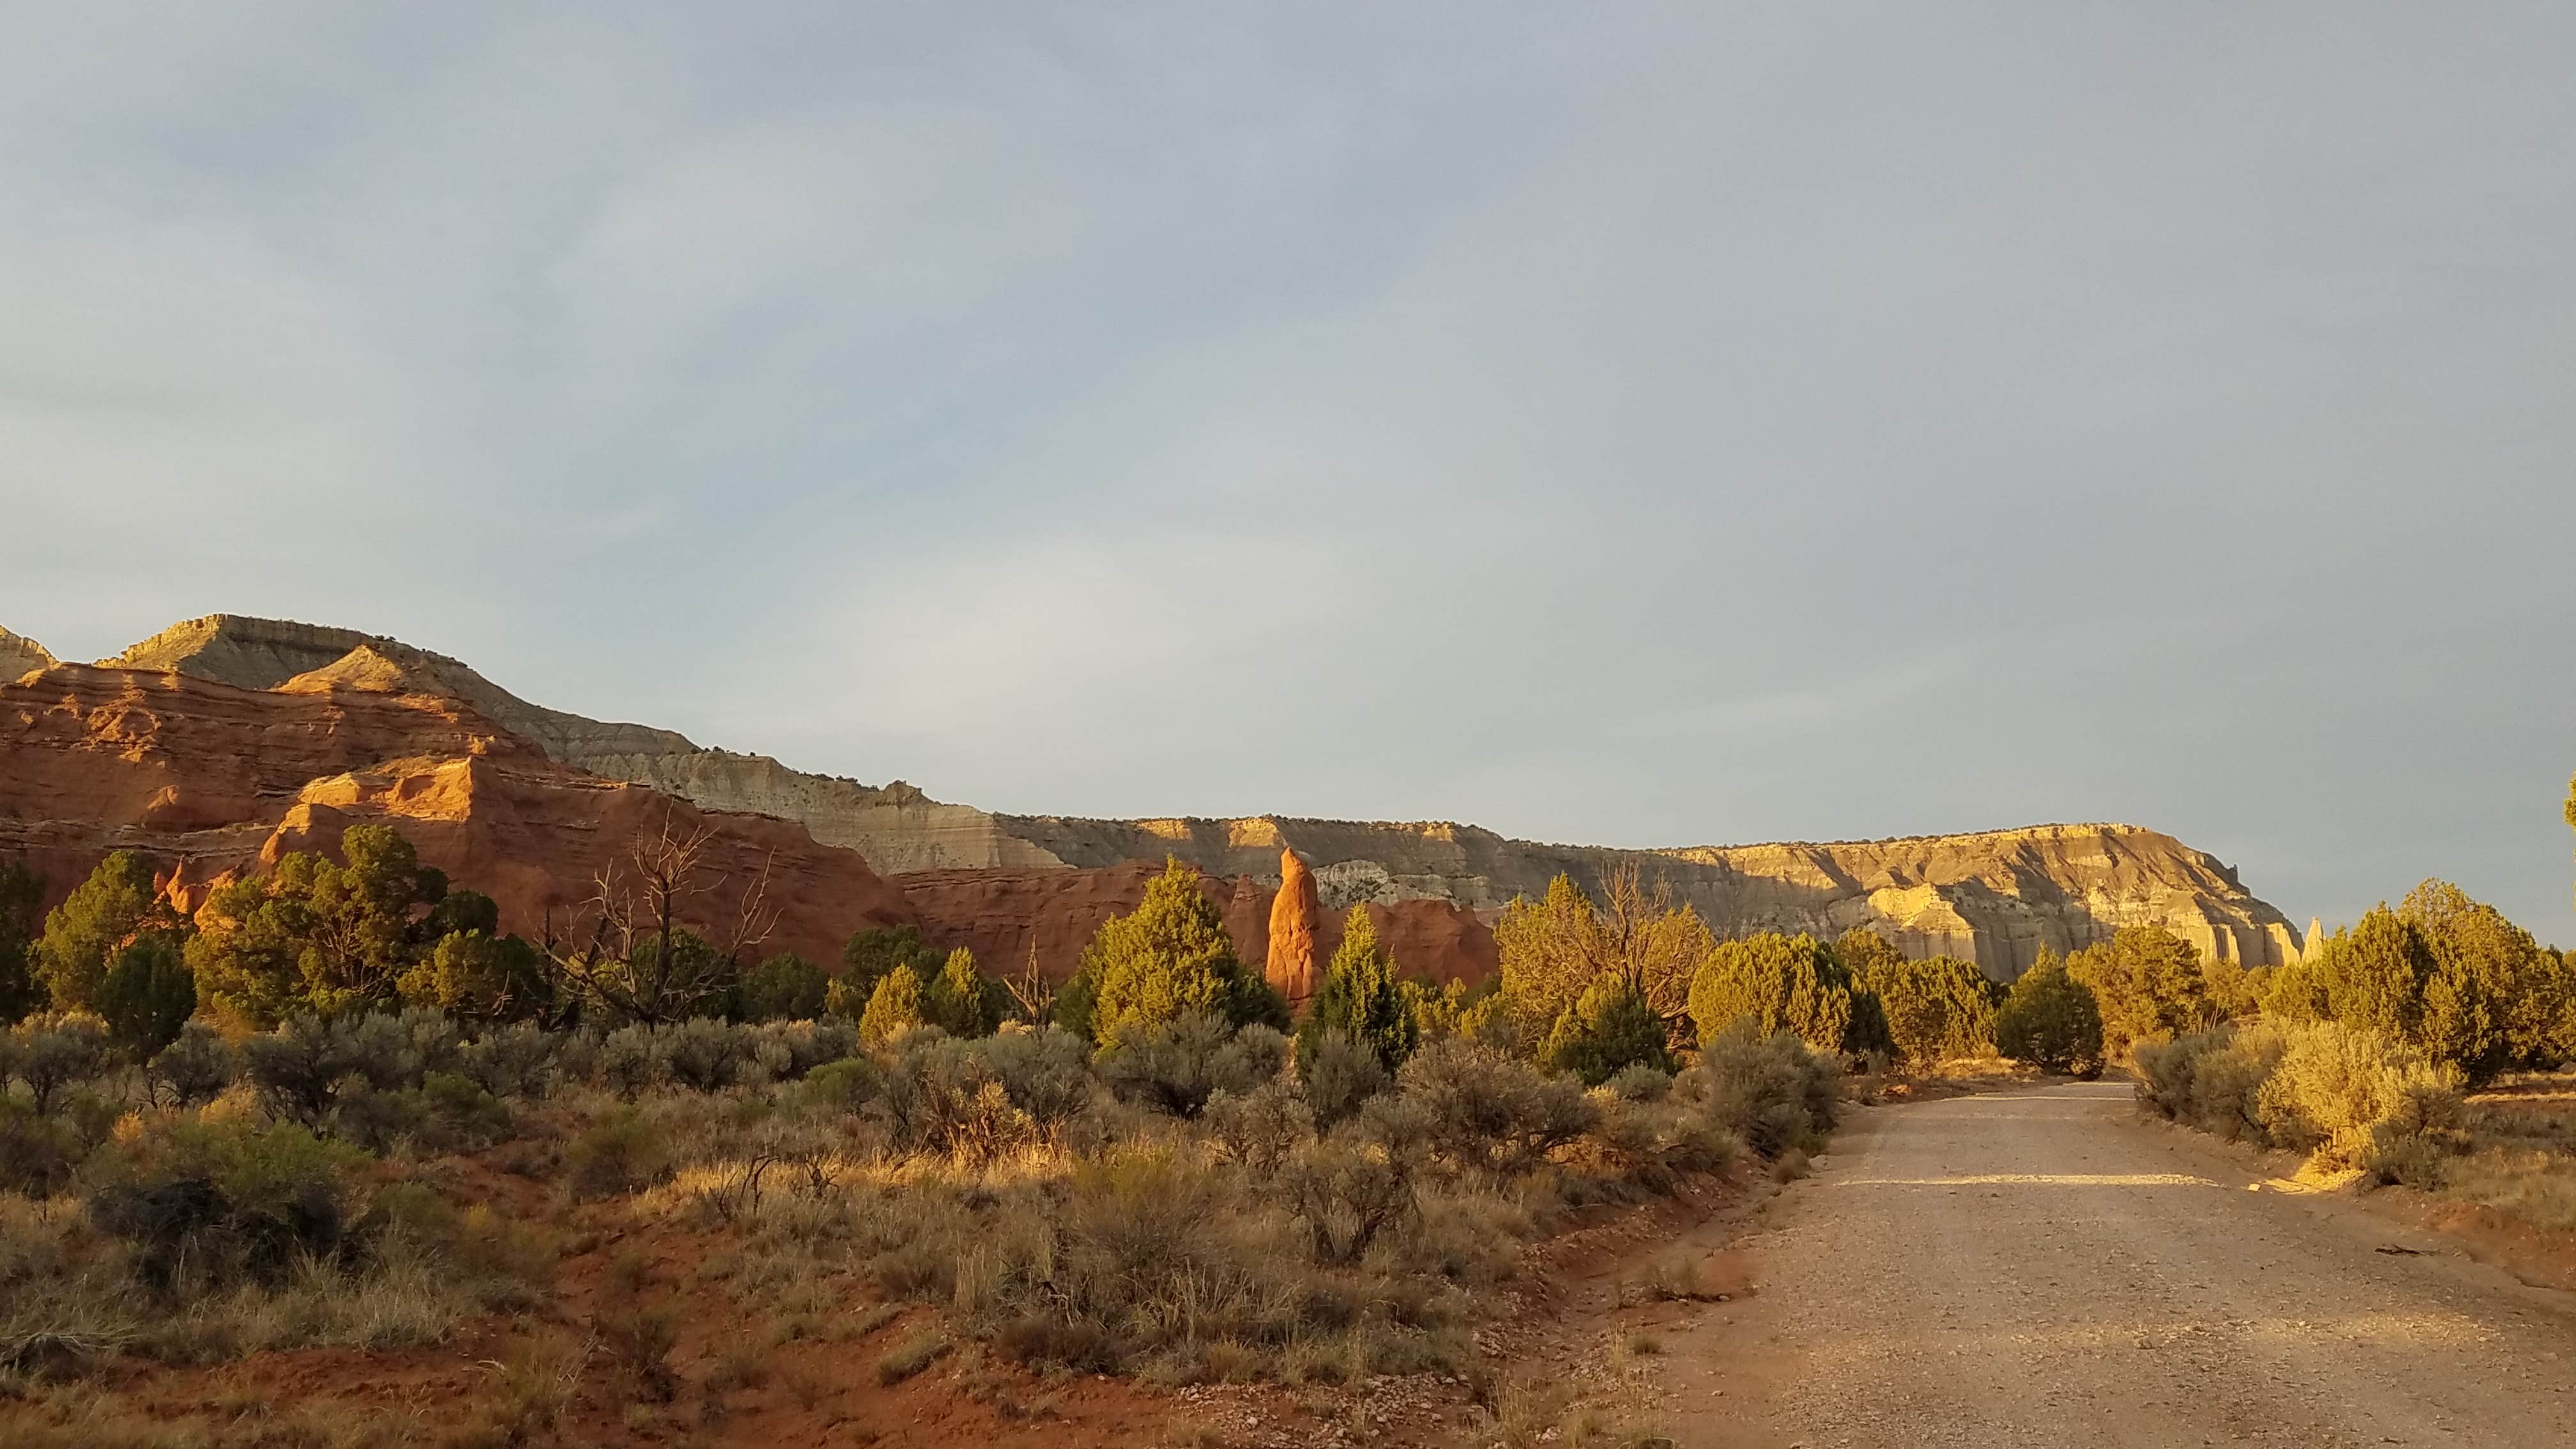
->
[
  {"left": 104, "top": 615, "right": 697, "bottom": 763},
  {"left": 32, "top": 614, "right": 2307, "bottom": 988},
  {"left": 0, "top": 627, "right": 54, "bottom": 683},
  {"left": 0, "top": 658, "right": 913, "bottom": 965}
]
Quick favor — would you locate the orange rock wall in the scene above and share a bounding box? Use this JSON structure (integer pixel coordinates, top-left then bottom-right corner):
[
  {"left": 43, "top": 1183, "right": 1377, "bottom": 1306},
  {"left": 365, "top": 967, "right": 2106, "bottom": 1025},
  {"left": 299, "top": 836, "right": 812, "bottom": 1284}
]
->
[{"left": 0, "top": 664, "right": 914, "bottom": 965}]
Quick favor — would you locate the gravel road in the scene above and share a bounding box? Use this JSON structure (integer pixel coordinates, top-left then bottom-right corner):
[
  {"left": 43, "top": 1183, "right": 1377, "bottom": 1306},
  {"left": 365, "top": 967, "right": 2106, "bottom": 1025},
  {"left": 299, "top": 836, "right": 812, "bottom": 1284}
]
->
[{"left": 1650, "top": 1082, "right": 2576, "bottom": 1448}]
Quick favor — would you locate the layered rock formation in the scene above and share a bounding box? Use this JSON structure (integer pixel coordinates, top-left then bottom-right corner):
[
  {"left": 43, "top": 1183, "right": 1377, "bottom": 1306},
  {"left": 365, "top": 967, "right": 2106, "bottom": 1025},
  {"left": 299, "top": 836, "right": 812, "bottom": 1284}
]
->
[
  {"left": 7, "top": 613, "right": 2307, "bottom": 988},
  {"left": 1265, "top": 849, "right": 1322, "bottom": 1007},
  {"left": 0, "top": 627, "right": 54, "bottom": 682},
  {"left": 891, "top": 862, "right": 1494, "bottom": 989},
  {"left": 0, "top": 656, "right": 913, "bottom": 965}
]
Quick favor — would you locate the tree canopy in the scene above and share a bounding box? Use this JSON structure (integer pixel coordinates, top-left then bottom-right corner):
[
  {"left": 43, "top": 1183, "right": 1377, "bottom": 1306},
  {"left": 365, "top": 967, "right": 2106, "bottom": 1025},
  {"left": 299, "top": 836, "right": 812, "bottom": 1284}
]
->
[
  {"left": 1298, "top": 905, "right": 1420, "bottom": 1073},
  {"left": 1688, "top": 932, "right": 1855, "bottom": 1054}
]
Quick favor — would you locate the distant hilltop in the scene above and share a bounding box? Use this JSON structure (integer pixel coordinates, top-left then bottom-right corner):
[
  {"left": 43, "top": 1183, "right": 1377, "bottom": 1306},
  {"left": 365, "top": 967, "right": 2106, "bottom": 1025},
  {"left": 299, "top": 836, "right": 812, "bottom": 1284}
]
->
[{"left": 3, "top": 613, "right": 2305, "bottom": 981}]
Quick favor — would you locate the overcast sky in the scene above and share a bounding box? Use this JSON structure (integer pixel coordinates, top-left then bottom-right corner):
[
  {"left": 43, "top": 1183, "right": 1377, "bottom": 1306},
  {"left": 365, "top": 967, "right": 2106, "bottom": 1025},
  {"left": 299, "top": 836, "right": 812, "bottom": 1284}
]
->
[{"left": 4, "top": 4, "right": 2572, "bottom": 939}]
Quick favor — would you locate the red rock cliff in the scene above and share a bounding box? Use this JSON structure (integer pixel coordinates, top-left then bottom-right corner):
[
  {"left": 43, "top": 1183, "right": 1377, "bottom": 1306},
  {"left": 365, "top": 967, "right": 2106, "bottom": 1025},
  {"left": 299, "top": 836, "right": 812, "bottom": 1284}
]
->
[{"left": 0, "top": 662, "right": 913, "bottom": 964}]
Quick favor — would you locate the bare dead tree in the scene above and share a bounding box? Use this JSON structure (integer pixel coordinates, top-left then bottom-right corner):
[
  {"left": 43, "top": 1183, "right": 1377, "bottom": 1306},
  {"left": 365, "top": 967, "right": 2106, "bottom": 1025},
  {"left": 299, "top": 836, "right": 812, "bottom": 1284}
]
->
[
  {"left": 1001, "top": 936, "right": 1057, "bottom": 1025},
  {"left": 1595, "top": 861, "right": 1713, "bottom": 1027},
  {"left": 544, "top": 812, "right": 781, "bottom": 1024}
]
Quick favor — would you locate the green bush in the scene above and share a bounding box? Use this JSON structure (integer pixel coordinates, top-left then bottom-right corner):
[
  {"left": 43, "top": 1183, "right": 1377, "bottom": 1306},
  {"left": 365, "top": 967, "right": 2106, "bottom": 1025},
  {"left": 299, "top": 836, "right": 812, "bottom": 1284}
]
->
[
  {"left": 34, "top": 852, "right": 174, "bottom": 1011},
  {"left": 1858, "top": 955, "right": 1996, "bottom": 1067},
  {"left": 1536, "top": 976, "right": 1675, "bottom": 1085},
  {"left": 1298, "top": 906, "right": 1419, "bottom": 1073},
  {"left": 93, "top": 933, "right": 195, "bottom": 1059},
  {"left": 0, "top": 859, "right": 45, "bottom": 1025},
  {"left": 1074, "top": 859, "right": 1280, "bottom": 1045},
  {"left": 1995, "top": 951, "right": 2105, "bottom": 1075},
  {"left": 1688, "top": 933, "right": 1854, "bottom": 1055},
  {"left": 860, "top": 966, "right": 928, "bottom": 1046},
  {"left": 734, "top": 951, "right": 829, "bottom": 1022}
]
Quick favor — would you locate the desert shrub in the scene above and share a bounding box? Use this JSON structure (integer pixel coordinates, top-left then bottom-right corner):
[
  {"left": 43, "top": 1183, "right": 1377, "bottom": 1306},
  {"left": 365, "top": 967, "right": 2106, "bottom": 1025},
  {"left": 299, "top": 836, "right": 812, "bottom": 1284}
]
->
[
  {"left": 880, "top": 1033, "right": 1036, "bottom": 1162},
  {"left": 801, "top": 1055, "right": 885, "bottom": 1112},
  {"left": 456, "top": 1020, "right": 557, "bottom": 1099},
  {"left": 0, "top": 1098, "right": 86, "bottom": 1195},
  {"left": 1098, "top": 1009, "right": 1287, "bottom": 1118},
  {"left": 1536, "top": 976, "right": 1675, "bottom": 1085},
  {"left": 1394, "top": 1037, "right": 1595, "bottom": 1176},
  {"left": 8, "top": 1012, "right": 111, "bottom": 1114},
  {"left": 977, "top": 1023, "right": 1095, "bottom": 1130},
  {"left": 145, "top": 1022, "right": 235, "bottom": 1107},
  {"left": 659, "top": 1016, "right": 749, "bottom": 1091},
  {"left": 1604, "top": 1062, "right": 1674, "bottom": 1101},
  {"left": 2135, "top": 1024, "right": 2285, "bottom": 1142},
  {"left": 597, "top": 1023, "right": 666, "bottom": 1096},
  {"left": 238, "top": 1012, "right": 431, "bottom": 1125},
  {"left": 566, "top": 1107, "right": 673, "bottom": 1200},
  {"left": 1203, "top": 1079, "right": 1316, "bottom": 1177},
  {"left": 2138, "top": 1020, "right": 2464, "bottom": 1186},
  {"left": 1295, "top": 1028, "right": 1390, "bottom": 1128},
  {"left": 1280, "top": 1136, "right": 1415, "bottom": 1264},
  {"left": 419, "top": 1071, "right": 514, "bottom": 1147},
  {"left": 84, "top": 1119, "right": 364, "bottom": 1294},
  {"left": 750, "top": 1016, "right": 859, "bottom": 1078},
  {"left": 1678, "top": 1027, "right": 1836, "bottom": 1158},
  {"left": 2256, "top": 1022, "right": 2462, "bottom": 1180},
  {"left": 1689, "top": 933, "right": 1855, "bottom": 1055},
  {"left": 1995, "top": 951, "right": 2104, "bottom": 1075}
]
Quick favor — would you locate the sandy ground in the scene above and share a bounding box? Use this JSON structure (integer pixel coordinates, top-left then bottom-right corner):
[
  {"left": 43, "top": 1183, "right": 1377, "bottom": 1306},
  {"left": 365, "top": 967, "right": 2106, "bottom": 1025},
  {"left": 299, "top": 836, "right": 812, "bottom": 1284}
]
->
[{"left": 1640, "top": 1082, "right": 2576, "bottom": 1449}]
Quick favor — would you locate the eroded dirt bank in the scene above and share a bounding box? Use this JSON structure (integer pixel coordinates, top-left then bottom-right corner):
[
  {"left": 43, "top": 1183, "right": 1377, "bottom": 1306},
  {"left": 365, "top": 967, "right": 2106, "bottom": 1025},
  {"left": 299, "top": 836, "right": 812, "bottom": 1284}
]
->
[{"left": 1644, "top": 1082, "right": 2576, "bottom": 1448}]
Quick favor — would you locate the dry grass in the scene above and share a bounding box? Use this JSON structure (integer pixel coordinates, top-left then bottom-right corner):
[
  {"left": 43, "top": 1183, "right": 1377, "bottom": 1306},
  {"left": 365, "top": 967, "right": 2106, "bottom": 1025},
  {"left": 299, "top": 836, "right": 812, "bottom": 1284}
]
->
[{"left": 2448, "top": 1073, "right": 2576, "bottom": 1232}]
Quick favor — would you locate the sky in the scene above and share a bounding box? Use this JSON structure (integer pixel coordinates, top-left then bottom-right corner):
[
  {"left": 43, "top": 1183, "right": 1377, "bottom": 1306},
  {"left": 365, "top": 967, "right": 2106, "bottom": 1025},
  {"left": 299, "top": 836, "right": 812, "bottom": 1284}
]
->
[{"left": 4, "top": 4, "right": 2573, "bottom": 939}]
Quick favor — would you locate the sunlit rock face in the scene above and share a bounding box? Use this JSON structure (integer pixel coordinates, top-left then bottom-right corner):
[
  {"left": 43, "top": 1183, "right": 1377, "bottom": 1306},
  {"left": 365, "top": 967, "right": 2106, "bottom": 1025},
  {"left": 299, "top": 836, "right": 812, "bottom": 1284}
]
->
[
  {"left": 0, "top": 627, "right": 54, "bottom": 682},
  {"left": 0, "top": 656, "right": 913, "bottom": 966},
  {"left": 1265, "top": 849, "right": 1322, "bottom": 1009},
  {"left": 36, "top": 614, "right": 2305, "bottom": 986}
]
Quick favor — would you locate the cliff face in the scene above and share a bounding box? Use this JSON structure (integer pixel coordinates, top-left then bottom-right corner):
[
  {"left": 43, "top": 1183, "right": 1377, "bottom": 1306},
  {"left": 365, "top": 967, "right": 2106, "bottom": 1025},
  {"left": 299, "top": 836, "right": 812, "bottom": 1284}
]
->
[
  {"left": 0, "top": 627, "right": 55, "bottom": 682},
  {"left": 103, "top": 615, "right": 697, "bottom": 763},
  {"left": 19, "top": 614, "right": 2306, "bottom": 988},
  {"left": 0, "top": 657, "right": 914, "bottom": 965},
  {"left": 978, "top": 815, "right": 2302, "bottom": 979}
]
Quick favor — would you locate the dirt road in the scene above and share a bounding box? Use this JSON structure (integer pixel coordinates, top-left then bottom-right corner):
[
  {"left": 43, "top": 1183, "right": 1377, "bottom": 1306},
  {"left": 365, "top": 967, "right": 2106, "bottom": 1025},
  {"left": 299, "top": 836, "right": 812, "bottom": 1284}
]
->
[{"left": 1643, "top": 1082, "right": 2576, "bottom": 1448}]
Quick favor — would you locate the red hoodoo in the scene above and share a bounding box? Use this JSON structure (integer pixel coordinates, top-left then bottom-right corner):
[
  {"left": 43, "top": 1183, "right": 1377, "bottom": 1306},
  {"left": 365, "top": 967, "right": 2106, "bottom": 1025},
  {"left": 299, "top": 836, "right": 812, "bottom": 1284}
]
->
[{"left": 1266, "top": 847, "right": 1321, "bottom": 1009}]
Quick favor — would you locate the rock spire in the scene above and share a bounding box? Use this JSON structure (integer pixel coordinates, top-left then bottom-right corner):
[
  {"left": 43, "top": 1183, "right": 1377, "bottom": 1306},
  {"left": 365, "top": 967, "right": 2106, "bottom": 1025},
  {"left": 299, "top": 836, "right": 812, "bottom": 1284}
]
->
[{"left": 1266, "top": 847, "right": 1322, "bottom": 1009}]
